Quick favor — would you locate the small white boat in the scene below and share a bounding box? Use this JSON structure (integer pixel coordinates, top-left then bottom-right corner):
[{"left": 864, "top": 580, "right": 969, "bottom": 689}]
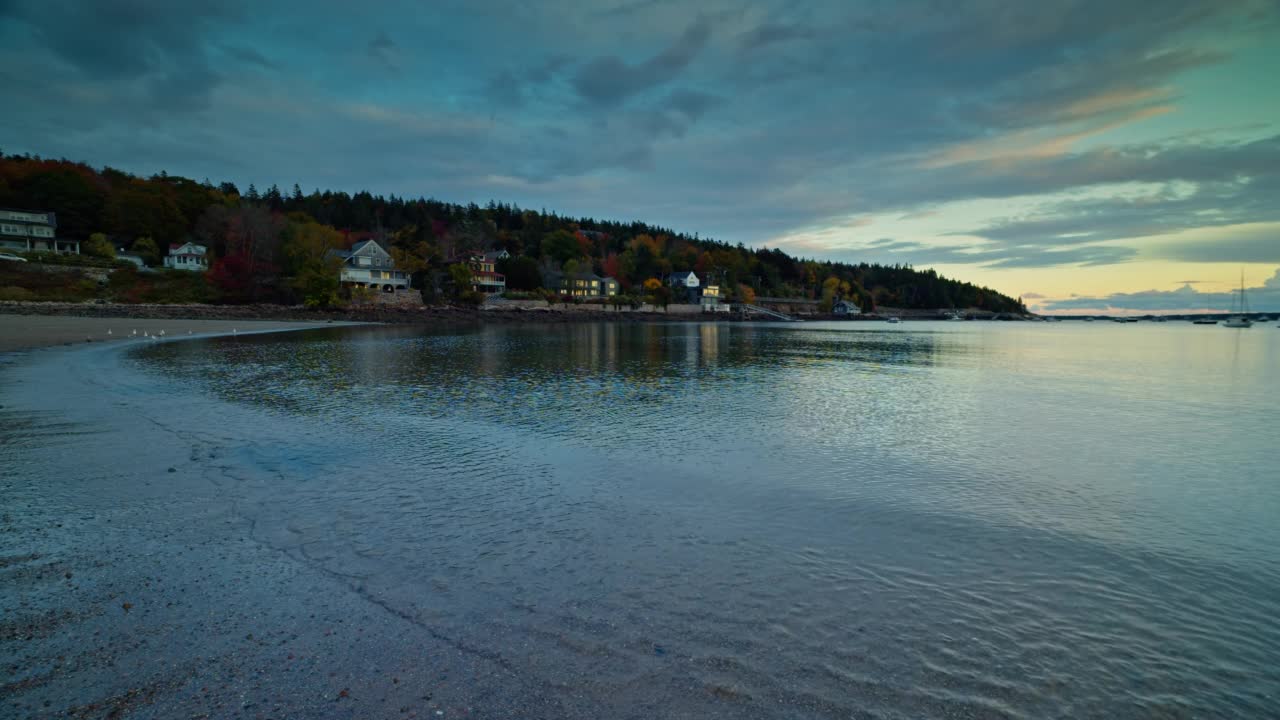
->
[{"left": 885, "top": 316, "right": 900, "bottom": 324}]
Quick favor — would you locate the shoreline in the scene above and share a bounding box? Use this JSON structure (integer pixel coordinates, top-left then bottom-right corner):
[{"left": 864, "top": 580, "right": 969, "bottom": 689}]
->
[
  {"left": 0, "top": 301, "right": 1022, "bottom": 336},
  {"left": 0, "top": 314, "right": 364, "bottom": 353},
  {"left": 0, "top": 300, "right": 749, "bottom": 326}
]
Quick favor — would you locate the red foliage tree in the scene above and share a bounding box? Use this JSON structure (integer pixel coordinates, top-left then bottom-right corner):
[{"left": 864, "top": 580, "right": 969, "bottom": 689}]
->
[
  {"left": 601, "top": 252, "right": 621, "bottom": 280},
  {"left": 207, "top": 254, "right": 253, "bottom": 303}
]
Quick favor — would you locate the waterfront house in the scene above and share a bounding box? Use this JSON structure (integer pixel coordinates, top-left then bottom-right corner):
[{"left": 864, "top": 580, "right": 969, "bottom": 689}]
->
[
  {"left": 701, "top": 284, "right": 723, "bottom": 311},
  {"left": 552, "top": 271, "right": 620, "bottom": 299},
  {"left": 483, "top": 249, "right": 510, "bottom": 264},
  {"left": 667, "top": 270, "right": 702, "bottom": 303},
  {"left": 329, "top": 239, "right": 410, "bottom": 292},
  {"left": 0, "top": 209, "right": 79, "bottom": 254},
  {"left": 164, "top": 242, "right": 208, "bottom": 271},
  {"left": 667, "top": 270, "right": 700, "bottom": 290},
  {"left": 833, "top": 299, "right": 862, "bottom": 316},
  {"left": 450, "top": 250, "right": 506, "bottom": 294}
]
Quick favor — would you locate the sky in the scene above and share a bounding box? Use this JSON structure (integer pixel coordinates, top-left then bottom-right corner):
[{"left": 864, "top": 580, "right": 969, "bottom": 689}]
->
[{"left": 2, "top": 0, "right": 1278, "bottom": 313}]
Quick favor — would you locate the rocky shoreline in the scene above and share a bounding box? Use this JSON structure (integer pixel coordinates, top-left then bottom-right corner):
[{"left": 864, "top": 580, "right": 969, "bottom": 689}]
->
[{"left": 0, "top": 301, "right": 777, "bottom": 325}]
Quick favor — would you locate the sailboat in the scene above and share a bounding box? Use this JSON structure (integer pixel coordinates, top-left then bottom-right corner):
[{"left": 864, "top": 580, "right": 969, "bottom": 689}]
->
[
  {"left": 1192, "top": 291, "right": 1218, "bottom": 324},
  {"left": 1222, "top": 272, "right": 1252, "bottom": 328}
]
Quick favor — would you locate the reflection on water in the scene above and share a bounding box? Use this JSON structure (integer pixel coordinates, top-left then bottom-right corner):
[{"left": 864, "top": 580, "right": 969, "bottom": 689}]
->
[{"left": 130, "top": 321, "right": 1280, "bottom": 717}]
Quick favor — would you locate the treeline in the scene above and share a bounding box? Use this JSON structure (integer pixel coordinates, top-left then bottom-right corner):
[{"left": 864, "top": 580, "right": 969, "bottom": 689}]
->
[{"left": 0, "top": 152, "right": 1024, "bottom": 311}]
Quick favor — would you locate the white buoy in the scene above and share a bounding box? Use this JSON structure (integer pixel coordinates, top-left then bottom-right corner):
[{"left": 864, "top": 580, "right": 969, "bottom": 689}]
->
[{"left": 107, "top": 329, "right": 112, "bottom": 336}]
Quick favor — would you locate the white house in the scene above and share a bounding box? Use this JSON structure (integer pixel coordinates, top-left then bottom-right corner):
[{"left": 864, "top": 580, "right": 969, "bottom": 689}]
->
[
  {"left": 667, "top": 270, "right": 700, "bottom": 289},
  {"left": 328, "top": 239, "right": 410, "bottom": 292},
  {"left": 164, "top": 242, "right": 208, "bottom": 271},
  {"left": 833, "top": 299, "right": 862, "bottom": 316},
  {"left": 0, "top": 209, "right": 79, "bottom": 254}
]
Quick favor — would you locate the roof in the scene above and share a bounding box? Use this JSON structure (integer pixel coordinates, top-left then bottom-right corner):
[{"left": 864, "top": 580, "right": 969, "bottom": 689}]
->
[
  {"left": 350, "top": 239, "right": 389, "bottom": 255},
  {"left": 168, "top": 242, "right": 206, "bottom": 254},
  {"left": 0, "top": 209, "right": 57, "bottom": 227}
]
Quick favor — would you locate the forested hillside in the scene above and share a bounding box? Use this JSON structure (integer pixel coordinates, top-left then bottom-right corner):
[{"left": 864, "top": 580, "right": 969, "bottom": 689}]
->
[{"left": 0, "top": 152, "right": 1024, "bottom": 312}]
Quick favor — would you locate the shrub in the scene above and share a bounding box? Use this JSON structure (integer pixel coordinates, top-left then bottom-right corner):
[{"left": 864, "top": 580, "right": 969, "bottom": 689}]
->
[
  {"left": 0, "top": 286, "right": 35, "bottom": 301},
  {"left": 18, "top": 250, "right": 123, "bottom": 269},
  {"left": 456, "top": 290, "right": 485, "bottom": 307},
  {"left": 83, "top": 233, "right": 115, "bottom": 260}
]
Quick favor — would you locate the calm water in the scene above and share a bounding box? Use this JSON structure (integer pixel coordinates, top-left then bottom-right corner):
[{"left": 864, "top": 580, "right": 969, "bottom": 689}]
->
[{"left": 57, "top": 322, "right": 1280, "bottom": 715}]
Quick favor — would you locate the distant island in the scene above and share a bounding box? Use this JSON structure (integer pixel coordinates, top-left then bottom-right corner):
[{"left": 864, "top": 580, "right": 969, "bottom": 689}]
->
[{"left": 0, "top": 151, "right": 1025, "bottom": 315}]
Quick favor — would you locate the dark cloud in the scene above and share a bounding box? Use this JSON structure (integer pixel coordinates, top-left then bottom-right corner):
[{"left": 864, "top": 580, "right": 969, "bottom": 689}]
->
[
  {"left": 737, "top": 22, "right": 816, "bottom": 52},
  {"left": 2, "top": 0, "right": 243, "bottom": 105},
  {"left": 572, "top": 17, "right": 711, "bottom": 106},
  {"left": 485, "top": 55, "right": 572, "bottom": 109},
  {"left": 367, "top": 30, "right": 400, "bottom": 71},
  {"left": 218, "top": 44, "right": 277, "bottom": 70}
]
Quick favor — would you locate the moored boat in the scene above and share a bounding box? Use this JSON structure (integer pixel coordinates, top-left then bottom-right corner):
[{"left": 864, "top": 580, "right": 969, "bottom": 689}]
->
[{"left": 1222, "top": 271, "right": 1252, "bottom": 328}]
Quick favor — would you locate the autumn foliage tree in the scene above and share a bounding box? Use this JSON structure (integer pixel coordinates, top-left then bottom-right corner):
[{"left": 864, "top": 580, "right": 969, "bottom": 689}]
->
[
  {"left": 283, "top": 219, "right": 344, "bottom": 307},
  {"left": 0, "top": 150, "right": 1026, "bottom": 312}
]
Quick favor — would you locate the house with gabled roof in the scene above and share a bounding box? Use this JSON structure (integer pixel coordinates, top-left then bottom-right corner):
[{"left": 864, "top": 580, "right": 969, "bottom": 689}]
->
[
  {"left": 164, "top": 242, "right": 208, "bottom": 271},
  {"left": 328, "top": 239, "right": 410, "bottom": 292},
  {"left": 448, "top": 250, "right": 506, "bottom": 294}
]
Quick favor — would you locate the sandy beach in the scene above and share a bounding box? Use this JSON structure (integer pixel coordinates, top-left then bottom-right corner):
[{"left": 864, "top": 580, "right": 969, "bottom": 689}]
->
[
  {"left": 0, "top": 314, "right": 355, "bottom": 353},
  {"left": 1, "top": 323, "right": 571, "bottom": 719}
]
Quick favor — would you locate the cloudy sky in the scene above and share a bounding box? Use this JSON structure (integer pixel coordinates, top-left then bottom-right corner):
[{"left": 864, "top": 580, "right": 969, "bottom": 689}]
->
[{"left": 3, "top": 0, "right": 1278, "bottom": 312}]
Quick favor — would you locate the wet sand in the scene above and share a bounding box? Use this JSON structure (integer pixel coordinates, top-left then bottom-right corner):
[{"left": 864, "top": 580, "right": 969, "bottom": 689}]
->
[
  {"left": 0, "top": 330, "right": 575, "bottom": 719},
  {"left": 0, "top": 315, "right": 356, "bottom": 353}
]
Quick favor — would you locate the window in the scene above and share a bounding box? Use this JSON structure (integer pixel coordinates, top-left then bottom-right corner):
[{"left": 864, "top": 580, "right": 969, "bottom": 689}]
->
[{"left": 0, "top": 224, "right": 21, "bottom": 235}]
